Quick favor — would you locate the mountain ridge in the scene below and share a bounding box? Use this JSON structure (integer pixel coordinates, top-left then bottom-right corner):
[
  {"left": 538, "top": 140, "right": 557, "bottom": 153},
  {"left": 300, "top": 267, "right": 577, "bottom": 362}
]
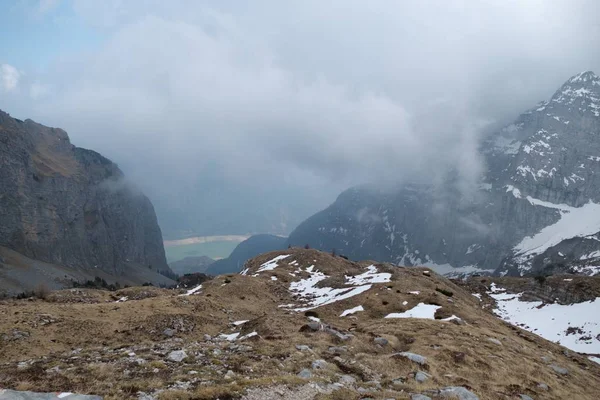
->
[{"left": 282, "top": 71, "right": 600, "bottom": 278}]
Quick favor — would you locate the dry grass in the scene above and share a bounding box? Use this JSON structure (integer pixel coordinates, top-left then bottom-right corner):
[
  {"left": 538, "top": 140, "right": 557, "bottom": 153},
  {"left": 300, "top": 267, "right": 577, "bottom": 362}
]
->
[{"left": 0, "top": 249, "right": 598, "bottom": 399}]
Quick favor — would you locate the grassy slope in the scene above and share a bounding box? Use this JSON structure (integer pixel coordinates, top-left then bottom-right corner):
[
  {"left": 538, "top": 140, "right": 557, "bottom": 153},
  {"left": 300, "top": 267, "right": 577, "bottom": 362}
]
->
[{"left": 0, "top": 249, "right": 598, "bottom": 399}]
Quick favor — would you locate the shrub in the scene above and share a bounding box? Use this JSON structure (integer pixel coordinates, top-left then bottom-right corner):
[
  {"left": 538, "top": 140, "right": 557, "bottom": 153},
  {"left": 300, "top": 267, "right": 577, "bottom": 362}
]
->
[
  {"left": 533, "top": 274, "right": 547, "bottom": 285},
  {"left": 435, "top": 287, "right": 454, "bottom": 297},
  {"left": 34, "top": 283, "right": 50, "bottom": 299}
]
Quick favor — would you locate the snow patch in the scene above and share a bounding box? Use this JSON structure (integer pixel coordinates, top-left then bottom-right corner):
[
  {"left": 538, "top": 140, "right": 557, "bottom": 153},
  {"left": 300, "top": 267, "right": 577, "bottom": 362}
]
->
[
  {"left": 258, "top": 255, "right": 291, "bottom": 272},
  {"left": 384, "top": 303, "right": 441, "bottom": 319},
  {"left": 218, "top": 333, "right": 240, "bottom": 341},
  {"left": 340, "top": 305, "right": 364, "bottom": 317},
  {"left": 181, "top": 285, "right": 203, "bottom": 296},
  {"left": 489, "top": 286, "right": 600, "bottom": 354},
  {"left": 345, "top": 265, "right": 391, "bottom": 285},
  {"left": 514, "top": 201, "right": 600, "bottom": 258}
]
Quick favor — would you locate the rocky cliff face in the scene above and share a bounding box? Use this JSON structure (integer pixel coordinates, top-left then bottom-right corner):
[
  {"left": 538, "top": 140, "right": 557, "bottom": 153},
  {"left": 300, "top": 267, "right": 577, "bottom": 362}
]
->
[
  {"left": 0, "top": 110, "right": 170, "bottom": 284},
  {"left": 288, "top": 71, "right": 600, "bottom": 277}
]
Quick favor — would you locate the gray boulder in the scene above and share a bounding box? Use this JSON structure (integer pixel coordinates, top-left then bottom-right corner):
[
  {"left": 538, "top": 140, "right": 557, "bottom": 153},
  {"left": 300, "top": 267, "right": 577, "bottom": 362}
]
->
[
  {"left": 415, "top": 371, "right": 431, "bottom": 383},
  {"left": 439, "top": 387, "right": 479, "bottom": 400},
  {"left": 393, "top": 352, "right": 427, "bottom": 366},
  {"left": 297, "top": 369, "right": 313, "bottom": 379},
  {"left": 167, "top": 350, "right": 187, "bottom": 362},
  {"left": 550, "top": 365, "right": 569, "bottom": 375}
]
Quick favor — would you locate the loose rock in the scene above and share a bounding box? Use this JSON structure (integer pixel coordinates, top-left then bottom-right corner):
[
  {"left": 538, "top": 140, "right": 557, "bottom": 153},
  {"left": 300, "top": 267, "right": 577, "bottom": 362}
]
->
[
  {"left": 439, "top": 386, "right": 480, "bottom": 400},
  {"left": 393, "top": 352, "right": 427, "bottom": 366},
  {"left": 297, "top": 368, "right": 313, "bottom": 379},
  {"left": 415, "top": 371, "right": 430, "bottom": 383},
  {"left": 167, "top": 350, "right": 187, "bottom": 362},
  {"left": 550, "top": 365, "right": 569, "bottom": 375}
]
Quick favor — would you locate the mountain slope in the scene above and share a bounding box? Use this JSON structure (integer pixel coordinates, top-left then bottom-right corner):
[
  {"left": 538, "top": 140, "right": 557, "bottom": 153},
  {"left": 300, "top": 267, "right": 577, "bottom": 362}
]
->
[
  {"left": 169, "top": 255, "right": 215, "bottom": 275},
  {"left": 287, "top": 71, "right": 600, "bottom": 277},
  {"left": 0, "top": 249, "right": 598, "bottom": 399},
  {"left": 205, "top": 234, "right": 287, "bottom": 275},
  {"left": 0, "top": 110, "right": 172, "bottom": 292}
]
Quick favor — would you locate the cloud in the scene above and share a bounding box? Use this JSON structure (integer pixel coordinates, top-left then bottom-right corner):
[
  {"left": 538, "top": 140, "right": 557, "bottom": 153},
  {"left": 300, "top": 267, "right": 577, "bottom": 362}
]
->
[
  {"left": 3, "top": 0, "right": 600, "bottom": 234},
  {"left": 37, "top": 0, "right": 61, "bottom": 15},
  {"left": 30, "top": 82, "right": 51, "bottom": 99},
  {"left": 1, "top": 64, "right": 21, "bottom": 92}
]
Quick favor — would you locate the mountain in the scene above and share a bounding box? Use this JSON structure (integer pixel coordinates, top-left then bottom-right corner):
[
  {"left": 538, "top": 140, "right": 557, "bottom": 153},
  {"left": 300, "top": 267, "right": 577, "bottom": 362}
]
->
[
  {"left": 286, "top": 71, "right": 600, "bottom": 278},
  {"left": 1, "top": 248, "right": 598, "bottom": 399},
  {"left": 205, "top": 234, "right": 287, "bottom": 275},
  {"left": 169, "top": 255, "right": 215, "bottom": 275},
  {"left": 0, "top": 110, "right": 173, "bottom": 293}
]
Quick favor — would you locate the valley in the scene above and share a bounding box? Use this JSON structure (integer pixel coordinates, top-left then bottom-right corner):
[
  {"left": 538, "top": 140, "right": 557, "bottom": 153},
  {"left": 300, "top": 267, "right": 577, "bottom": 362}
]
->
[{"left": 164, "top": 239, "right": 244, "bottom": 263}]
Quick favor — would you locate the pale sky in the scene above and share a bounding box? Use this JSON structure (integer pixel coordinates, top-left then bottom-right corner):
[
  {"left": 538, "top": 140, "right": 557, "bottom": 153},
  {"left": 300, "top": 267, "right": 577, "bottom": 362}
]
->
[{"left": 2, "top": 0, "right": 600, "bottom": 235}]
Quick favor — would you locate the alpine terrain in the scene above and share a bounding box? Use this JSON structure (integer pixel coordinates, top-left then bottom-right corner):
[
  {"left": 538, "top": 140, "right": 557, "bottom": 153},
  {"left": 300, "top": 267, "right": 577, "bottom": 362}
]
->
[
  {"left": 0, "top": 249, "right": 598, "bottom": 399},
  {"left": 287, "top": 71, "right": 600, "bottom": 278}
]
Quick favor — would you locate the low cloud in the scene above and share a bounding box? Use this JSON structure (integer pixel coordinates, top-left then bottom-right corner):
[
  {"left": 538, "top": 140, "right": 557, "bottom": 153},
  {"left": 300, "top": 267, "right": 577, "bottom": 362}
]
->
[
  {"left": 1, "top": 64, "right": 21, "bottom": 93},
  {"left": 2, "top": 1, "right": 600, "bottom": 233}
]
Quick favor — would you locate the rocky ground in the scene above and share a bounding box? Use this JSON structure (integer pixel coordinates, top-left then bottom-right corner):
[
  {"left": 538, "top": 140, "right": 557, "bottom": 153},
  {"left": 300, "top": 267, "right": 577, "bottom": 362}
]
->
[{"left": 0, "top": 249, "right": 599, "bottom": 399}]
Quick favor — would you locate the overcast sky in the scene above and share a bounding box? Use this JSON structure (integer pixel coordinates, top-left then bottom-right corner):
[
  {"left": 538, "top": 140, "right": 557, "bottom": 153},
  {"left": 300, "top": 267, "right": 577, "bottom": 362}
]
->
[{"left": 2, "top": 0, "right": 600, "bottom": 235}]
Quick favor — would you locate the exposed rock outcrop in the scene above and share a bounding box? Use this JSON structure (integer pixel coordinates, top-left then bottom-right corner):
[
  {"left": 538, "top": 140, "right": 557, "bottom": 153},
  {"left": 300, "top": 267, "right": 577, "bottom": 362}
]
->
[{"left": 0, "top": 110, "right": 171, "bottom": 291}]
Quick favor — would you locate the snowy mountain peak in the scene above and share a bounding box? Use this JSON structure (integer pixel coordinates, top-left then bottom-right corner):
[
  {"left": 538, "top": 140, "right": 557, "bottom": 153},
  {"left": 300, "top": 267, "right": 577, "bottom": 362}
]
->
[
  {"left": 567, "top": 70, "right": 600, "bottom": 85},
  {"left": 546, "top": 71, "right": 600, "bottom": 117}
]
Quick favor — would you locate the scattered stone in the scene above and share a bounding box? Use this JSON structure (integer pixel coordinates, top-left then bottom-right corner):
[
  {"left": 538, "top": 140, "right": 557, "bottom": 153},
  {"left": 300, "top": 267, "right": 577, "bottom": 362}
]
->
[
  {"left": 163, "top": 328, "right": 175, "bottom": 337},
  {"left": 138, "top": 392, "right": 157, "bottom": 400},
  {"left": 324, "top": 327, "right": 353, "bottom": 341},
  {"left": 46, "top": 365, "right": 61, "bottom": 374},
  {"left": 487, "top": 338, "right": 502, "bottom": 346},
  {"left": 412, "top": 395, "right": 432, "bottom": 400},
  {"left": 224, "top": 370, "right": 235, "bottom": 380},
  {"left": 393, "top": 352, "right": 427, "bottom": 365},
  {"left": 550, "top": 365, "right": 569, "bottom": 375},
  {"left": 374, "top": 337, "right": 388, "bottom": 346},
  {"left": 212, "top": 348, "right": 222, "bottom": 356},
  {"left": 519, "top": 395, "right": 534, "bottom": 400},
  {"left": 296, "top": 345, "right": 311, "bottom": 352},
  {"left": 338, "top": 375, "right": 357, "bottom": 385},
  {"left": 415, "top": 371, "right": 430, "bottom": 383},
  {"left": 16, "top": 361, "right": 29, "bottom": 370},
  {"left": 167, "top": 350, "right": 187, "bottom": 362},
  {"left": 236, "top": 345, "right": 253, "bottom": 352},
  {"left": 392, "top": 378, "right": 405, "bottom": 386},
  {"left": 328, "top": 346, "right": 348, "bottom": 355},
  {"left": 541, "top": 356, "right": 552, "bottom": 363},
  {"left": 439, "top": 386, "right": 480, "bottom": 400},
  {"left": 451, "top": 318, "right": 466, "bottom": 326},
  {"left": 203, "top": 334, "right": 212, "bottom": 341},
  {"left": 312, "top": 359, "right": 328, "bottom": 370},
  {"left": 305, "top": 321, "right": 322, "bottom": 331},
  {"left": 537, "top": 383, "right": 549, "bottom": 390},
  {"left": 2, "top": 329, "right": 30, "bottom": 342},
  {"left": 297, "top": 368, "right": 313, "bottom": 379}
]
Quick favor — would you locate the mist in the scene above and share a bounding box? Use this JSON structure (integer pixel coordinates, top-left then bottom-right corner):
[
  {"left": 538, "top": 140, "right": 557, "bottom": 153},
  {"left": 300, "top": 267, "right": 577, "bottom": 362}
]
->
[{"left": 2, "top": 0, "right": 600, "bottom": 237}]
